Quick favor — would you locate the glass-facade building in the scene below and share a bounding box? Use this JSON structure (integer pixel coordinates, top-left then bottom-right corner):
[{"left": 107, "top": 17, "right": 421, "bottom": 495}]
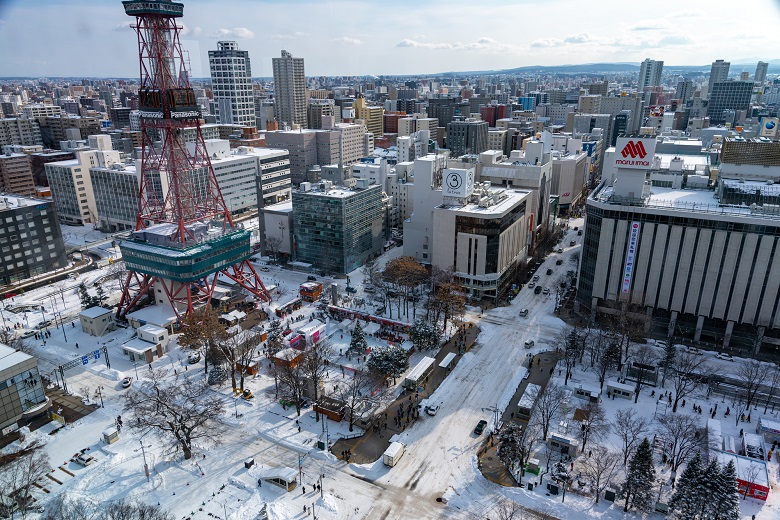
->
[{"left": 292, "top": 184, "right": 383, "bottom": 274}]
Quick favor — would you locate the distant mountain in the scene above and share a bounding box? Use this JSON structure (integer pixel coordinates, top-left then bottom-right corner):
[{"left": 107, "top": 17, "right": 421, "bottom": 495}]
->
[{"left": 437, "top": 61, "right": 780, "bottom": 76}]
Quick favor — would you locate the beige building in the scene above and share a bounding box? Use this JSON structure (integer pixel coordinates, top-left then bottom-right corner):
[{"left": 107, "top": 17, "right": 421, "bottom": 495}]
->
[
  {"left": 272, "top": 50, "right": 308, "bottom": 128},
  {"left": 0, "top": 118, "right": 42, "bottom": 147},
  {"left": 354, "top": 96, "right": 384, "bottom": 137},
  {"left": 0, "top": 153, "right": 36, "bottom": 197}
]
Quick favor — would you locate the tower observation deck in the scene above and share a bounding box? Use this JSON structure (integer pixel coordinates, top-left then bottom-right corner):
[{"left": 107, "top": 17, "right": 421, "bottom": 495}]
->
[{"left": 117, "top": 0, "right": 270, "bottom": 321}]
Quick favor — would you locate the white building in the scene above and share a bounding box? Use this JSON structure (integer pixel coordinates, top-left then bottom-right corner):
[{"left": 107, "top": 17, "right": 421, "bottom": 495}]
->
[
  {"left": 21, "top": 104, "right": 63, "bottom": 119},
  {"left": 209, "top": 41, "right": 256, "bottom": 126}
]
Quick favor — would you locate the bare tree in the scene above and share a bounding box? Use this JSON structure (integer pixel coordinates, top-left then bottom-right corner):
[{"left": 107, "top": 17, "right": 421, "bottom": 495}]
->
[
  {"left": 608, "top": 303, "right": 647, "bottom": 369},
  {"left": 577, "top": 401, "right": 607, "bottom": 454},
  {"left": 178, "top": 307, "right": 226, "bottom": 376},
  {"left": 361, "top": 257, "right": 381, "bottom": 286},
  {"left": 667, "top": 352, "right": 708, "bottom": 413},
  {"left": 44, "top": 496, "right": 173, "bottom": 520},
  {"left": 336, "top": 368, "right": 374, "bottom": 432},
  {"left": 612, "top": 408, "right": 649, "bottom": 466},
  {"left": 593, "top": 339, "right": 620, "bottom": 389},
  {"left": 557, "top": 327, "right": 581, "bottom": 385},
  {"left": 485, "top": 498, "right": 529, "bottom": 520},
  {"left": 656, "top": 413, "right": 705, "bottom": 472},
  {"left": 734, "top": 359, "right": 770, "bottom": 425},
  {"left": 577, "top": 445, "right": 622, "bottom": 504},
  {"left": 0, "top": 329, "right": 34, "bottom": 356},
  {"left": 535, "top": 382, "right": 565, "bottom": 440},
  {"left": 763, "top": 364, "right": 780, "bottom": 414},
  {"left": 627, "top": 345, "right": 658, "bottom": 403},
  {"left": 276, "top": 362, "right": 308, "bottom": 417},
  {"left": 301, "top": 341, "right": 334, "bottom": 422},
  {"left": 124, "top": 371, "right": 225, "bottom": 459},
  {"left": 264, "top": 235, "right": 283, "bottom": 263},
  {"left": 0, "top": 441, "right": 49, "bottom": 519},
  {"left": 741, "top": 460, "right": 762, "bottom": 500}
]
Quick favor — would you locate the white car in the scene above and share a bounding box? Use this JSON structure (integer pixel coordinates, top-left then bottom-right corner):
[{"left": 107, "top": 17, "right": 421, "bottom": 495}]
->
[
  {"left": 716, "top": 352, "right": 734, "bottom": 361},
  {"left": 425, "top": 404, "right": 439, "bottom": 416},
  {"left": 542, "top": 287, "right": 550, "bottom": 295},
  {"left": 121, "top": 377, "right": 132, "bottom": 388},
  {"left": 75, "top": 454, "right": 96, "bottom": 466},
  {"left": 685, "top": 346, "right": 704, "bottom": 356},
  {"left": 524, "top": 340, "right": 535, "bottom": 349},
  {"left": 527, "top": 282, "right": 536, "bottom": 289},
  {"left": 519, "top": 309, "right": 529, "bottom": 317},
  {"left": 188, "top": 352, "right": 201, "bottom": 364}
]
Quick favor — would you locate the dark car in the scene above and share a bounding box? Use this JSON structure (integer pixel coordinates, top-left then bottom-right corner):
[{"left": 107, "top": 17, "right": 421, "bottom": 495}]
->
[
  {"left": 534, "top": 285, "right": 543, "bottom": 294},
  {"left": 569, "top": 241, "right": 576, "bottom": 247},
  {"left": 474, "top": 420, "right": 488, "bottom": 435},
  {"left": 577, "top": 230, "right": 583, "bottom": 236},
  {"left": 307, "top": 275, "right": 317, "bottom": 281},
  {"left": 546, "top": 268, "right": 553, "bottom": 275},
  {"left": 345, "top": 286, "right": 357, "bottom": 294},
  {"left": 556, "top": 259, "right": 563, "bottom": 265}
]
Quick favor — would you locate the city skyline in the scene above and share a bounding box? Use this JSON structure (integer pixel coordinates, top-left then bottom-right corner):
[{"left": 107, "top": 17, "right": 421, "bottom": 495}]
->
[{"left": 0, "top": 0, "right": 778, "bottom": 78}]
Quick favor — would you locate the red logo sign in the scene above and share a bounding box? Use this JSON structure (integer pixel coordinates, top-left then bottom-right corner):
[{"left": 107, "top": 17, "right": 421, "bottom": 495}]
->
[{"left": 621, "top": 141, "right": 647, "bottom": 159}]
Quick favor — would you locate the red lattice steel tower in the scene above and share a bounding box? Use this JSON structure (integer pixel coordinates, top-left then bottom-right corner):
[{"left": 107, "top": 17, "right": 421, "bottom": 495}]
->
[{"left": 117, "top": 0, "right": 269, "bottom": 321}]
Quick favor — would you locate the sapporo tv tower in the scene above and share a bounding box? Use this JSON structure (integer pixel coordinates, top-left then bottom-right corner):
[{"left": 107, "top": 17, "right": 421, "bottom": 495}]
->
[{"left": 117, "top": 0, "right": 270, "bottom": 321}]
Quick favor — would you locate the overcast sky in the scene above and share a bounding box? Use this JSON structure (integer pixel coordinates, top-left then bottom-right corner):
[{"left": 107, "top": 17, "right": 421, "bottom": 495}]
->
[{"left": 0, "top": 0, "right": 778, "bottom": 78}]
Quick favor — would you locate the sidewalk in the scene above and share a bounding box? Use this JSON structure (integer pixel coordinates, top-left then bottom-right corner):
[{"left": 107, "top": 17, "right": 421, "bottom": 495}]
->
[
  {"left": 331, "top": 323, "right": 480, "bottom": 463},
  {"left": 478, "top": 349, "right": 560, "bottom": 486}
]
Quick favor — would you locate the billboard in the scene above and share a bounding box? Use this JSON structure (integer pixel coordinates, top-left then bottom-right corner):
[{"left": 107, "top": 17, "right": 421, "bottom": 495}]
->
[
  {"left": 443, "top": 168, "right": 475, "bottom": 198},
  {"left": 621, "top": 222, "right": 641, "bottom": 293},
  {"left": 760, "top": 117, "right": 778, "bottom": 138},
  {"left": 614, "top": 137, "right": 656, "bottom": 169}
]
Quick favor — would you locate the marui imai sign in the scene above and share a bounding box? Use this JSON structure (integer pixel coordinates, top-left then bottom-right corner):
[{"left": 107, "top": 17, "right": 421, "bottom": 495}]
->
[{"left": 615, "top": 137, "right": 656, "bottom": 169}]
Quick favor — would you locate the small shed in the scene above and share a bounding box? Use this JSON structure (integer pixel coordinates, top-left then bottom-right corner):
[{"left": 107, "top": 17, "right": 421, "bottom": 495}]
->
[
  {"left": 606, "top": 379, "right": 633, "bottom": 400},
  {"left": 254, "top": 466, "right": 297, "bottom": 492},
  {"left": 439, "top": 352, "right": 457, "bottom": 371},
  {"left": 137, "top": 324, "right": 169, "bottom": 351},
  {"left": 742, "top": 433, "right": 765, "bottom": 460},
  {"left": 102, "top": 427, "right": 119, "bottom": 444},
  {"left": 219, "top": 310, "right": 246, "bottom": 326},
  {"left": 708, "top": 418, "right": 723, "bottom": 451},
  {"left": 547, "top": 433, "right": 579, "bottom": 455},
  {"left": 274, "top": 348, "right": 304, "bottom": 368},
  {"left": 363, "top": 322, "right": 381, "bottom": 336},
  {"left": 79, "top": 306, "right": 114, "bottom": 336},
  {"left": 757, "top": 417, "right": 780, "bottom": 444},
  {"left": 122, "top": 338, "right": 162, "bottom": 363},
  {"left": 313, "top": 396, "right": 346, "bottom": 422},
  {"left": 572, "top": 382, "right": 601, "bottom": 402}
]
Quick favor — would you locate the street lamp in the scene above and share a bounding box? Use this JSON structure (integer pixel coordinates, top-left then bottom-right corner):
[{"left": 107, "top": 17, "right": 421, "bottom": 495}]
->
[
  {"left": 95, "top": 386, "right": 104, "bottom": 408},
  {"left": 139, "top": 430, "right": 152, "bottom": 482}
]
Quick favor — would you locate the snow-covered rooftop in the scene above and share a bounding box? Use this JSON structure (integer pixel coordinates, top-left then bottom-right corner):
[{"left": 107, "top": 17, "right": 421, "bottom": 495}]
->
[
  {"left": 79, "top": 306, "right": 113, "bottom": 319},
  {"left": 0, "top": 343, "right": 32, "bottom": 372}
]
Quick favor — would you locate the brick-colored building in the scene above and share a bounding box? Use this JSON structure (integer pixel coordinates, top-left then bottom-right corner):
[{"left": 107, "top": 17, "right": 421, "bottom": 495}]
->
[{"left": 0, "top": 153, "right": 35, "bottom": 196}]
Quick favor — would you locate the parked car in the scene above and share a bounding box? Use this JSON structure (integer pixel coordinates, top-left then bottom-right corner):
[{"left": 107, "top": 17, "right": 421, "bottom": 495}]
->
[
  {"left": 121, "top": 377, "right": 132, "bottom": 388},
  {"left": 685, "top": 346, "right": 704, "bottom": 356},
  {"left": 527, "top": 282, "right": 536, "bottom": 289},
  {"left": 474, "top": 420, "right": 488, "bottom": 435},
  {"left": 524, "top": 340, "right": 535, "bottom": 349},
  {"left": 519, "top": 309, "right": 529, "bottom": 318},
  {"left": 424, "top": 404, "right": 439, "bottom": 416},
  {"left": 345, "top": 286, "right": 357, "bottom": 294},
  {"left": 556, "top": 259, "right": 563, "bottom": 265},
  {"left": 34, "top": 320, "right": 52, "bottom": 330},
  {"left": 542, "top": 287, "right": 550, "bottom": 295},
  {"left": 577, "top": 230, "right": 583, "bottom": 236},
  {"left": 188, "top": 352, "right": 201, "bottom": 364},
  {"left": 716, "top": 353, "right": 734, "bottom": 361},
  {"left": 557, "top": 248, "right": 563, "bottom": 253},
  {"left": 532, "top": 275, "right": 540, "bottom": 282},
  {"left": 259, "top": 266, "right": 270, "bottom": 272},
  {"left": 546, "top": 268, "right": 553, "bottom": 275},
  {"left": 534, "top": 285, "right": 542, "bottom": 294},
  {"left": 20, "top": 330, "right": 36, "bottom": 339},
  {"left": 307, "top": 275, "right": 317, "bottom": 281},
  {"left": 570, "top": 241, "right": 576, "bottom": 247},
  {"left": 363, "top": 286, "right": 375, "bottom": 293},
  {"left": 75, "top": 454, "right": 96, "bottom": 466}
]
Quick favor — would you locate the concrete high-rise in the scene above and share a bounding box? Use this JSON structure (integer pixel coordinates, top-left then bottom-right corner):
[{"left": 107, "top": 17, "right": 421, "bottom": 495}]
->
[
  {"left": 707, "top": 81, "right": 754, "bottom": 125},
  {"left": 0, "top": 153, "right": 36, "bottom": 197},
  {"left": 208, "top": 41, "right": 255, "bottom": 126},
  {"left": 675, "top": 80, "right": 694, "bottom": 103},
  {"left": 638, "top": 58, "right": 663, "bottom": 90},
  {"left": 272, "top": 50, "right": 307, "bottom": 128},
  {"left": 755, "top": 61, "right": 769, "bottom": 84},
  {"left": 708, "top": 59, "right": 731, "bottom": 97}
]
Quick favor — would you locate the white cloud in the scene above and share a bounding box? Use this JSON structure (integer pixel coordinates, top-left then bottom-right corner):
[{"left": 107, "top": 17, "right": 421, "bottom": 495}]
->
[
  {"left": 530, "top": 38, "right": 563, "bottom": 48},
  {"left": 209, "top": 27, "right": 255, "bottom": 39},
  {"left": 658, "top": 34, "right": 692, "bottom": 45},
  {"left": 332, "top": 36, "right": 362, "bottom": 45},
  {"left": 564, "top": 32, "right": 597, "bottom": 44},
  {"left": 269, "top": 32, "right": 307, "bottom": 41},
  {"left": 181, "top": 24, "right": 202, "bottom": 38},
  {"left": 396, "top": 37, "right": 514, "bottom": 52}
]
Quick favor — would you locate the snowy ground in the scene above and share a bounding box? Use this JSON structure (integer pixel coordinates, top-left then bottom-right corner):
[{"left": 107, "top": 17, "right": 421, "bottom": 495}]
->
[{"left": 3, "top": 219, "right": 779, "bottom": 519}]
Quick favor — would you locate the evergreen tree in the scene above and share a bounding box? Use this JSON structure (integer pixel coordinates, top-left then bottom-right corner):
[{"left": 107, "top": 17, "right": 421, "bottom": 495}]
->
[
  {"left": 660, "top": 338, "right": 676, "bottom": 386},
  {"left": 94, "top": 284, "right": 107, "bottom": 306},
  {"left": 714, "top": 460, "right": 741, "bottom": 520},
  {"left": 410, "top": 319, "right": 440, "bottom": 351},
  {"left": 266, "top": 320, "right": 284, "bottom": 356},
  {"left": 621, "top": 437, "right": 656, "bottom": 512},
  {"left": 366, "top": 344, "right": 409, "bottom": 384},
  {"left": 348, "top": 322, "right": 368, "bottom": 356},
  {"left": 670, "top": 450, "right": 705, "bottom": 519},
  {"left": 78, "top": 282, "right": 93, "bottom": 309},
  {"left": 207, "top": 364, "right": 228, "bottom": 386},
  {"left": 701, "top": 458, "right": 721, "bottom": 519}
]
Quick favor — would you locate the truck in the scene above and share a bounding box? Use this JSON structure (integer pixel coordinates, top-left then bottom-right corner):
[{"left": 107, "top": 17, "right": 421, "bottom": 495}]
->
[{"left": 383, "top": 441, "right": 405, "bottom": 467}]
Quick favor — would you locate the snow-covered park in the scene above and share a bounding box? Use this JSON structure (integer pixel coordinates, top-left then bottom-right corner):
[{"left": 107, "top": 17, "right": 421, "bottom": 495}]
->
[{"left": 1, "top": 218, "right": 779, "bottom": 519}]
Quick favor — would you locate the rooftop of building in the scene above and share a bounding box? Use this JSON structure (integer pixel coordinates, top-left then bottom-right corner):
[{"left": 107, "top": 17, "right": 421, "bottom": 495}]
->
[
  {"left": 437, "top": 186, "right": 531, "bottom": 217},
  {"left": 262, "top": 200, "right": 293, "bottom": 213},
  {"left": 0, "top": 343, "right": 33, "bottom": 372},
  {"left": 0, "top": 153, "right": 28, "bottom": 159},
  {"left": 294, "top": 182, "right": 380, "bottom": 199},
  {"left": 0, "top": 194, "right": 50, "bottom": 210}
]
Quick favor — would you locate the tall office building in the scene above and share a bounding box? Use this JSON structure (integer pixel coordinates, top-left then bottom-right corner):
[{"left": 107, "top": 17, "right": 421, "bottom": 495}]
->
[
  {"left": 0, "top": 153, "right": 36, "bottom": 197},
  {"left": 638, "top": 59, "right": 664, "bottom": 89},
  {"left": 446, "top": 119, "right": 488, "bottom": 157},
  {"left": 755, "top": 61, "right": 769, "bottom": 84},
  {"left": 708, "top": 59, "right": 731, "bottom": 97},
  {"left": 707, "top": 81, "right": 754, "bottom": 125},
  {"left": 675, "top": 80, "right": 694, "bottom": 103},
  {"left": 272, "top": 50, "right": 307, "bottom": 128},
  {"left": 208, "top": 41, "right": 255, "bottom": 126}
]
